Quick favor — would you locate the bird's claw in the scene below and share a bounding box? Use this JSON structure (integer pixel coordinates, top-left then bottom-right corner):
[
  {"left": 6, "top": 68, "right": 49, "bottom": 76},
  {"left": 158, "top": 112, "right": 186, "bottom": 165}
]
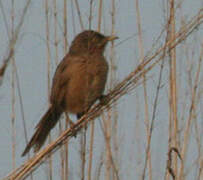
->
[
  {"left": 69, "top": 121, "right": 78, "bottom": 138},
  {"left": 99, "top": 95, "right": 109, "bottom": 105}
]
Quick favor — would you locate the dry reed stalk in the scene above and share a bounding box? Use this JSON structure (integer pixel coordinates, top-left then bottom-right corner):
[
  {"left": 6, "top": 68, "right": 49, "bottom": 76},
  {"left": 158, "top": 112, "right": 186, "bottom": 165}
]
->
[
  {"left": 63, "top": 1, "right": 69, "bottom": 179},
  {"left": 0, "top": 1, "right": 9, "bottom": 36},
  {"left": 135, "top": 92, "right": 141, "bottom": 178},
  {"left": 98, "top": 0, "right": 103, "bottom": 32},
  {"left": 178, "top": 43, "right": 203, "bottom": 180},
  {"left": 109, "top": 1, "right": 120, "bottom": 180},
  {"left": 103, "top": 0, "right": 118, "bottom": 179},
  {"left": 59, "top": 120, "right": 65, "bottom": 180},
  {"left": 74, "top": 0, "right": 84, "bottom": 30},
  {"left": 100, "top": 113, "right": 119, "bottom": 180},
  {"left": 53, "top": 0, "right": 58, "bottom": 66},
  {"left": 63, "top": 0, "right": 68, "bottom": 52},
  {"left": 165, "top": 25, "right": 173, "bottom": 180},
  {"left": 166, "top": 0, "right": 179, "bottom": 179},
  {"left": 80, "top": 128, "right": 86, "bottom": 180},
  {"left": 15, "top": 61, "right": 34, "bottom": 180},
  {"left": 193, "top": 92, "right": 201, "bottom": 180},
  {"left": 94, "top": 149, "right": 104, "bottom": 180},
  {"left": 13, "top": 63, "right": 29, "bottom": 150},
  {"left": 103, "top": 113, "right": 111, "bottom": 180},
  {"left": 134, "top": 0, "right": 152, "bottom": 179},
  {"left": 87, "top": 1, "right": 98, "bottom": 180},
  {"left": 87, "top": 119, "right": 95, "bottom": 180},
  {"left": 88, "top": 0, "right": 93, "bottom": 29},
  {"left": 178, "top": 28, "right": 189, "bottom": 153},
  {"left": 112, "top": 109, "right": 119, "bottom": 179},
  {"left": 52, "top": 0, "right": 66, "bottom": 179},
  {"left": 198, "top": 158, "right": 203, "bottom": 179},
  {"left": 3, "top": 11, "right": 203, "bottom": 180},
  {"left": 194, "top": 89, "right": 202, "bottom": 180},
  {"left": 11, "top": 0, "right": 16, "bottom": 175},
  {"left": 70, "top": 0, "right": 76, "bottom": 35},
  {"left": 109, "top": 0, "right": 116, "bottom": 89},
  {"left": 44, "top": 0, "right": 53, "bottom": 178},
  {"left": 45, "top": 0, "right": 51, "bottom": 96},
  {"left": 11, "top": 44, "right": 16, "bottom": 178}
]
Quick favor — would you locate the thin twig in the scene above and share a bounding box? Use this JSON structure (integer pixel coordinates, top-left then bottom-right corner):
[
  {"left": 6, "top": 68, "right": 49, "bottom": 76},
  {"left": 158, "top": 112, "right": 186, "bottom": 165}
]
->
[
  {"left": 0, "top": 0, "right": 32, "bottom": 85},
  {"left": 167, "top": 147, "right": 182, "bottom": 180},
  {"left": 87, "top": 1, "right": 97, "bottom": 180},
  {"left": 44, "top": 0, "right": 52, "bottom": 178},
  {"left": 74, "top": 0, "right": 84, "bottom": 30},
  {"left": 168, "top": 1, "right": 179, "bottom": 177},
  {"left": 11, "top": 0, "right": 16, "bottom": 175}
]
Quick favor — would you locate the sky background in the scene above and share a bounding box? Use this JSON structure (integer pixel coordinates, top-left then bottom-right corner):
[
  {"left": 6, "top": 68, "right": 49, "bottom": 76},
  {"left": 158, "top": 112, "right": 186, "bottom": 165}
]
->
[{"left": 0, "top": 0, "right": 203, "bottom": 179}]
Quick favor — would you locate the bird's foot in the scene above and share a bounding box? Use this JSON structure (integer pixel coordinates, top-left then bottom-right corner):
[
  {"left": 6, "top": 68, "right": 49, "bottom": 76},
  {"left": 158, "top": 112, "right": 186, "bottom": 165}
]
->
[
  {"left": 99, "top": 95, "right": 109, "bottom": 105},
  {"left": 69, "top": 120, "right": 78, "bottom": 138}
]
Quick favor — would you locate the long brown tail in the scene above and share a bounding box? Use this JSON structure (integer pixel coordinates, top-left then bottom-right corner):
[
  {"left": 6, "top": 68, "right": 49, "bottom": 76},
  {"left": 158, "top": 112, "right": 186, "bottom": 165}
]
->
[{"left": 21, "top": 105, "right": 62, "bottom": 156}]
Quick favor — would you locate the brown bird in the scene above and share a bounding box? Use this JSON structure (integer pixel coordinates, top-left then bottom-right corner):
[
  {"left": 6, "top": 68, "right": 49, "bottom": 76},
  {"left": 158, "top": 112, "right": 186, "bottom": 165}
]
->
[{"left": 22, "top": 30, "right": 118, "bottom": 156}]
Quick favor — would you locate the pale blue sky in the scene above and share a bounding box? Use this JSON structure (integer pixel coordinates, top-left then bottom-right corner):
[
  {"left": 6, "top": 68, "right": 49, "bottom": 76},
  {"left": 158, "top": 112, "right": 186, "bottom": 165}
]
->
[{"left": 0, "top": 0, "right": 202, "bottom": 179}]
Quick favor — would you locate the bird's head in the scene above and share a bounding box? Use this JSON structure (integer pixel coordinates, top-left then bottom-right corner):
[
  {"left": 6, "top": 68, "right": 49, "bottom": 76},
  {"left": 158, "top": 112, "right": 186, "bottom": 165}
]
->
[{"left": 69, "top": 30, "right": 118, "bottom": 55}]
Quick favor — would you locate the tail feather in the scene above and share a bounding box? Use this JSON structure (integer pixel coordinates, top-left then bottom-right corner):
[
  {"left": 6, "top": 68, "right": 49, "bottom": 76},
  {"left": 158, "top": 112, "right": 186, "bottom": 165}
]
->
[{"left": 22, "top": 106, "right": 61, "bottom": 156}]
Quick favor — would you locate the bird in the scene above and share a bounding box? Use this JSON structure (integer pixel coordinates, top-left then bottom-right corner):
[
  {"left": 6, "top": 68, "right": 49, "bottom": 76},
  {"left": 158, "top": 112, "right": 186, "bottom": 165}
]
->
[{"left": 22, "top": 30, "right": 118, "bottom": 156}]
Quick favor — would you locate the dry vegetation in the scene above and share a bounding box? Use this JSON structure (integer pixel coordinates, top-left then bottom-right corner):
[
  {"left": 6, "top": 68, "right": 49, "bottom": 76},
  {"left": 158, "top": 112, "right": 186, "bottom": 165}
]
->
[{"left": 0, "top": 0, "right": 202, "bottom": 180}]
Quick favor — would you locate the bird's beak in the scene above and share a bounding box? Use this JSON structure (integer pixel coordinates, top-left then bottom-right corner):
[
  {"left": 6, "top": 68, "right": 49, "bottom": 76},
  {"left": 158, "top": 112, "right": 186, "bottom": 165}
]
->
[{"left": 106, "top": 35, "right": 119, "bottom": 41}]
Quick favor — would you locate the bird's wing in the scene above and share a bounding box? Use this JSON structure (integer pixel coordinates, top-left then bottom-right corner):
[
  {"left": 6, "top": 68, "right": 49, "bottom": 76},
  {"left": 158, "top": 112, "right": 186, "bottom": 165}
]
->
[
  {"left": 50, "top": 54, "right": 87, "bottom": 107},
  {"left": 50, "top": 55, "right": 71, "bottom": 106}
]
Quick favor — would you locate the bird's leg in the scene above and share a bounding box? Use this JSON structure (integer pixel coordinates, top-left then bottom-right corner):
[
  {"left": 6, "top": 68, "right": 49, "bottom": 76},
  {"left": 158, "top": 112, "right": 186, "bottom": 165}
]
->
[
  {"left": 69, "top": 119, "right": 75, "bottom": 127},
  {"left": 65, "top": 112, "right": 75, "bottom": 127},
  {"left": 70, "top": 122, "right": 78, "bottom": 138},
  {"left": 65, "top": 113, "right": 77, "bottom": 137},
  {"left": 77, "top": 112, "right": 90, "bottom": 131},
  {"left": 77, "top": 113, "right": 84, "bottom": 120}
]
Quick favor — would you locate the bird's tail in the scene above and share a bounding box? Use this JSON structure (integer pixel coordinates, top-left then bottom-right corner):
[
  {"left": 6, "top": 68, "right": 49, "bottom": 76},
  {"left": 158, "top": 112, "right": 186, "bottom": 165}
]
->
[{"left": 21, "top": 105, "right": 62, "bottom": 156}]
